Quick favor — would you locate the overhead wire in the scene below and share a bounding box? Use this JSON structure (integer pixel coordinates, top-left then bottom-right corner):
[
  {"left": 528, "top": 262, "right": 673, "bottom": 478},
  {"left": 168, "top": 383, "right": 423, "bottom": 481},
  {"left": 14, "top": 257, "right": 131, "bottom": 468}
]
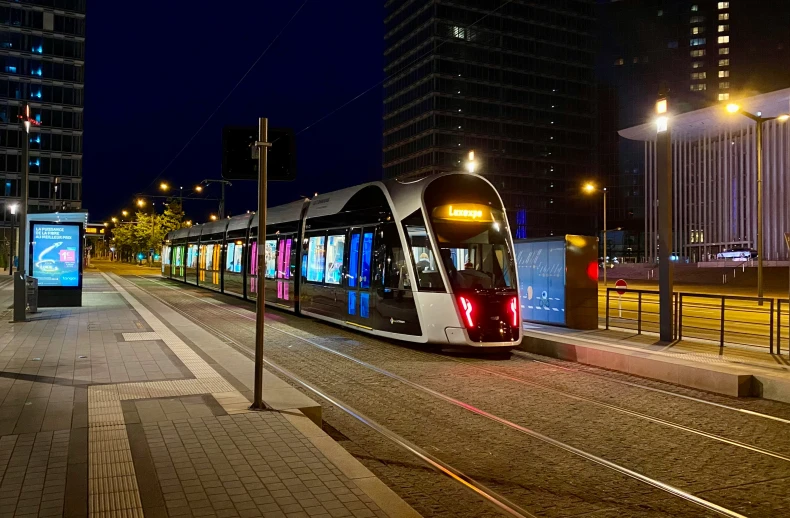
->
[{"left": 144, "top": 0, "right": 310, "bottom": 190}]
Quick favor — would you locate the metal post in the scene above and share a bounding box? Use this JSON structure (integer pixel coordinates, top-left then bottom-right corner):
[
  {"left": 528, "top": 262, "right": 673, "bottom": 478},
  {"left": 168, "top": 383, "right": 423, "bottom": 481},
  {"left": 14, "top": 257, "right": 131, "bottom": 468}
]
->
[
  {"left": 14, "top": 105, "right": 30, "bottom": 323},
  {"left": 603, "top": 187, "right": 606, "bottom": 286},
  {"left": 637, "top": 292, "right": 642, "bottom": 335},
  {"left": 756, "top": 120, "right": 764, "bottom": 304},
  {"left": 252, "top": 117, "right": 270, "bottom": 410},
  {"left": 678, "top": 294, "right": 684, "bottom": 340},
  {"left": 719, "top": 297, "right": 725, "bottom": 347},
  {"left": 778, "top": 300, "right": 782, "bottom": 355},
  {"left": 219, "top": 181, "right": 225, "bottom": 220},
  {"left": 605, "top": 289, "right": 610, "bottom": 330},
  {"left": 656, "top": 94, "right": 674, "bottom": 342},
  {"left": 769, "top": 298, "right": 774, "bottom": 354},
  {"left": 8, "top": 211, "right": 14, "bottom": 276}
]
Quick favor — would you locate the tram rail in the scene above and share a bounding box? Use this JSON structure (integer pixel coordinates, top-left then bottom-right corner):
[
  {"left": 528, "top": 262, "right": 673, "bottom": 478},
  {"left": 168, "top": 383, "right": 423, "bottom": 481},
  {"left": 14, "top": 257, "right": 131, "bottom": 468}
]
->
[{"left": 129, "top": 275, "right": 766, "bottom": 518}]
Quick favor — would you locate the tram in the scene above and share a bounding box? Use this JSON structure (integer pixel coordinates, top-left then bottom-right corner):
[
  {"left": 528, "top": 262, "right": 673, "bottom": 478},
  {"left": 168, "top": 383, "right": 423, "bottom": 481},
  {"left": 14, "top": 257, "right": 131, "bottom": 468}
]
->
[{"left": 162, "top": 173, "right": 521, "bottom": 348}]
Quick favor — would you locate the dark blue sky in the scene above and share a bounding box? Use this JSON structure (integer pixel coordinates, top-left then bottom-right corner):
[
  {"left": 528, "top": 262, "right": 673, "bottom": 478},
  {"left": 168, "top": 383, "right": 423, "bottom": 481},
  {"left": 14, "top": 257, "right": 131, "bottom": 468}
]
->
[{"left": 83, "top": 1, "right": 384, "bottom": 222}]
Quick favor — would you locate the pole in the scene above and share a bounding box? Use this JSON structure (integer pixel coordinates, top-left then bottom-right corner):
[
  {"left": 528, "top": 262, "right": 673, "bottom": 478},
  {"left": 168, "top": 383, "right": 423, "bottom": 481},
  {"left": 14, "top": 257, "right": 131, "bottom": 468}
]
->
[
  {"left": 219, "top": 182, "right": 225, "bottom": 220},
  {"left": 8, "top": 212, "right": 14, "bottom": 276},
  {"left": 13, "top": 105, "right": 30, "bottom": 322},
  {"left": 756, "top": 119, "right": 764, "bottom": 304},
  {"left": 252, "top": 117, "right": 270, "bottom": 410},
  {"left": 603, "top": 187, "right": 606, "bottom": 286},
  {"left": 656, "top": 95, "right": 674, "bottom": 342}
]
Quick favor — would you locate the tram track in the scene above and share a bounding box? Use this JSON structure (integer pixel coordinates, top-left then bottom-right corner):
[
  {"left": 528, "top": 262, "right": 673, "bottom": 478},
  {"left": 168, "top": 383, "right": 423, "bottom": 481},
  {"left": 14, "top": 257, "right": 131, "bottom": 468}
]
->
[{"left": 127, "top": 275, "right": 776, "bottom": 517}]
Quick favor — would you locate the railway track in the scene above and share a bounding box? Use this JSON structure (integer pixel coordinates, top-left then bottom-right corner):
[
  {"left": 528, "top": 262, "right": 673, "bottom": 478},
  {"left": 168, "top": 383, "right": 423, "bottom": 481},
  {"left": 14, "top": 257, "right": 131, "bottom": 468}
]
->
[{"left": 129, "top": 275, "right": 790, "bottom": 517}]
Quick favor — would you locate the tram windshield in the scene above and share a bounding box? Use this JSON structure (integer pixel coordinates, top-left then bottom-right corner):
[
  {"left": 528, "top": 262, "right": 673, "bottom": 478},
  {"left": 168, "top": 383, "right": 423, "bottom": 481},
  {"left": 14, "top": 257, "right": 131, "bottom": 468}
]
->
[{"left": 423, "top": 175, "right": 516, "bottom": 292}]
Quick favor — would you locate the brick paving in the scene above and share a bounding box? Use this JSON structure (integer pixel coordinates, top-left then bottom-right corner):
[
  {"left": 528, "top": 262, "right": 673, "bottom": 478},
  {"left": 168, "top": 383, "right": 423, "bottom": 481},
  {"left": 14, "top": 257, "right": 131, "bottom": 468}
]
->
[
  {"left": 130, "top": 274, "right": 790, "bottom": 518},
  {"left": 0, "top": 273, "right": 397, "bottom": 518}
]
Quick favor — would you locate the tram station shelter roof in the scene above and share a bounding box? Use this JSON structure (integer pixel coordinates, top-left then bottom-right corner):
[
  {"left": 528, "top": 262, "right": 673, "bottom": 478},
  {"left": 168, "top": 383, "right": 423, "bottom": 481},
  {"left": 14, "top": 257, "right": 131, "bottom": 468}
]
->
[{"left": 619, "top": 87, "right": 790, "bottom": 141}]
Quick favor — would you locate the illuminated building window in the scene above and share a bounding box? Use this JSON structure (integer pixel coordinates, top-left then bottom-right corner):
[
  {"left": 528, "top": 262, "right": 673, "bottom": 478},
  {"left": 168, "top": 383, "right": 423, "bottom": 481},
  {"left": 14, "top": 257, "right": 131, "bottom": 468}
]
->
[
  {"left": 718, "top": 25, "right": 729, "bottom": 32},
  {"left": 692, "top": 61, "right": 704, "bottom": 69},
  {"left": 691, "top": 4, "right": 699, "bottom": 11},
  {"left": 718, "top": 70, "right": 729, "bottom": 78},
  {"left": 718, "top": 1, "right": 729, "bottom": 9},
  {"left": 452, "top": 26, "right": 465, "bottom": 39},
  {"left": 720, "top": 81, "right": 730, "bottom": 89},
  {"left": 691, "top": 49, "right": 706, "bottom": 57},
  {"left": 719, "top": 13, "right": 729, "bottom": 20},
  {"left": 691, "top": 26, "right": 705, "bottom": 35},
  {"left": 691, "top": 72, "right": 707, "bottom": 80},
  {"left": 614, "top": 58, "right": 624, "bottom": 65},
  {"left": 718, "top": 35, "right": 729, "bottom": 43},
  {"left": 718, "top": 93, "right": 730, "bottom": 101},
  {"left": 690, "top": 16, "right": 705, "bottom": 23},
  {"left": 657, "top": 9, "right": 663, "bottom": 16},
  {"left": 690, "top": 38, "right": 706, "bottom": 46},
  {"left": 719, "top": 47, "right": 730, "bottom": 54},
  {"left": 719, "top": 58, "right": 730, "bottom": 66},
  {"left": 690, "top": 83, "right": 706, "bottom": 91}
]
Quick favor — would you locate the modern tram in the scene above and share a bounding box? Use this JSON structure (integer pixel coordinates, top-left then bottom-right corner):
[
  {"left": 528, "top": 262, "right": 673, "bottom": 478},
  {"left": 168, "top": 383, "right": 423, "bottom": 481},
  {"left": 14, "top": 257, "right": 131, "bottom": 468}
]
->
[{"left": 161, "top": 173, "right": 521, "bottom": 348}]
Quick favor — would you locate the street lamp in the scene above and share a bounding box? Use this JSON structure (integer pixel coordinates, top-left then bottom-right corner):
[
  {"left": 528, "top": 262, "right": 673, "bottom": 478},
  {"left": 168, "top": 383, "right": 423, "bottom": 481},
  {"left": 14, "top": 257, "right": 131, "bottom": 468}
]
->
[
  {"left": 465, "top": 150, "right": 477, "bottom": 173},
  {"left": 583, "top": 182, "right": 608, "bottom": 286},
  {"left": 210, "top": 214, "right": 218, "bottom": 222},
  {"left": 111, "top": 217, "right": 118, "bottom": 223},
  {"left": 136, "top": 199, "right": 146, "bottom": 208},
  {"left": 194, "top": 185, "right": 203, "bottom": 193},
  {"left": 121, "top": 210, "right": 129, "bottom": 217},
  {"left": 725, "top": 103, "right": 790, "bottom": 301},
  {"left": 159, "top": 182, "right": 169, "bottom": 191}
]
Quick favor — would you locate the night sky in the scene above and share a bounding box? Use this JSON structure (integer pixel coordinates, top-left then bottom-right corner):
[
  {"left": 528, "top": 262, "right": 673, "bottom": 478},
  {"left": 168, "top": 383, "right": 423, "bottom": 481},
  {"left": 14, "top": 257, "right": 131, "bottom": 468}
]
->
[{"left": 83, "top": 1, "right": 384, "bottom": 223}]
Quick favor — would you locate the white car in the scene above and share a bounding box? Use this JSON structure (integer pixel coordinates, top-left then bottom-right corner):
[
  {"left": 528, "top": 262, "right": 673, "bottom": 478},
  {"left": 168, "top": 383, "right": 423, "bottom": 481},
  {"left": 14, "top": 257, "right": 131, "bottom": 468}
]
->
[{"left": 716, "top": 248, "right": 757, "bottom": 261}]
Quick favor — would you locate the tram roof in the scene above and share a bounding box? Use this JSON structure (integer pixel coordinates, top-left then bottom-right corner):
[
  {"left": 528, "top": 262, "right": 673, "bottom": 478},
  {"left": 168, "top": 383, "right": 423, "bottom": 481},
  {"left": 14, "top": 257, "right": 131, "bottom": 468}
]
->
[{"left": 619, "top": 87, "right": 790, "bottom": 142}]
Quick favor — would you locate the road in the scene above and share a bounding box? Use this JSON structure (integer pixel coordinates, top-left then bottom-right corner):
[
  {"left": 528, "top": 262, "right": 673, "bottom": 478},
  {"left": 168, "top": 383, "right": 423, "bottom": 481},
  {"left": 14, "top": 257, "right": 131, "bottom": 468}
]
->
[{"left": 101, "top": 264, "right": 790, "bottom": 518}]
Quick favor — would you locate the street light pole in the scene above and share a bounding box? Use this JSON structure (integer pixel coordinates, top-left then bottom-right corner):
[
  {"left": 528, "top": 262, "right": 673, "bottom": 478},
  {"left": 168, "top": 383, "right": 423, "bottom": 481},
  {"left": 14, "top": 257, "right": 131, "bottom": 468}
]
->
[
  {"left": 603, "top": 188, "right": 607, "bottom": 287},
  {"left": 251, "top": 117, "right": 270, "bottom": 411},
  {"left": 14, "top": 104, "right": 35, "bottom": 322}
]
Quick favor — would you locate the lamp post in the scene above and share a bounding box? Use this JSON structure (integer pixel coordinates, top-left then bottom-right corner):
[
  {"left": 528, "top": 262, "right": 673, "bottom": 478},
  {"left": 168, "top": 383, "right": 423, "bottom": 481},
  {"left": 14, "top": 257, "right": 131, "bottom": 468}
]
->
[
  {"left": 197, "top": 179, "right": 232, "bottom": 219},
  {"left": 583, "top": 183, "right": 608, "bottom": 286},
  {"left": 725, "top": 103, "right": 790, "bottom": 302},
  {"left": 14, "top": 103, "right": 38, "bottom": 322},
  {"left": 8, "top": 203, "right": 17, "bottom": 276}
]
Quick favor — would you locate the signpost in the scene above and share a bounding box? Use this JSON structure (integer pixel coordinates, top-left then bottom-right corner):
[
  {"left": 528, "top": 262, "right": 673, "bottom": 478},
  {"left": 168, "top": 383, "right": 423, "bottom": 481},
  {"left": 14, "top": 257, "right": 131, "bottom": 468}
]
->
[
  {"left": 785, "top": 232, "right": 790, "bottom": 303},
  {"left": 615, "top": 279, "right": 628, "bottom": 317}
]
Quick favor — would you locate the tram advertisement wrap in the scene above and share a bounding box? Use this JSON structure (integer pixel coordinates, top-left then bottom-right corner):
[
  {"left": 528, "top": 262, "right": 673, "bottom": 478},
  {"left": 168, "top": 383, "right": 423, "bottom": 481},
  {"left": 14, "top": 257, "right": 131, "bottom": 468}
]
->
[
  {"left": 31, "top": 223, "right": 81, "bottom": 287},
  {"left": 515, "top": 240, "right": 566, "bottom": 325}
]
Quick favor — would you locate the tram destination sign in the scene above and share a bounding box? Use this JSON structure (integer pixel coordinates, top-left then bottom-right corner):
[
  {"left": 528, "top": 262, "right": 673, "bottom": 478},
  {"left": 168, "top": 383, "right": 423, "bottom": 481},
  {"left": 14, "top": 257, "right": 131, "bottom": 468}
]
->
[{"left": 222, "top": 125, "right": 296, "bottom": 181}]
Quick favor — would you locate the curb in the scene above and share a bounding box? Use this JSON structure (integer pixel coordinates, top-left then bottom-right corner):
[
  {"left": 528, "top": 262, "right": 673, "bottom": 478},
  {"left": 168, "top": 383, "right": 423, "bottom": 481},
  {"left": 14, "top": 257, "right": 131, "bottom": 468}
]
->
[{"left": 519, "top": 329, "right": 790, "bottom": 403}]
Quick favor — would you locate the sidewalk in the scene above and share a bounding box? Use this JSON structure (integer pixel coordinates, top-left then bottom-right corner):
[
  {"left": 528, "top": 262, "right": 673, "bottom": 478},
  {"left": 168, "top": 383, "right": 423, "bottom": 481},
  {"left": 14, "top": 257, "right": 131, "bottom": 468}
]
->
[
  {"left": 521, "top": 322, "right": 790, "bottom": 403},
  {"left": 0, "top": 272, "right": 418, "bottom": 518}
]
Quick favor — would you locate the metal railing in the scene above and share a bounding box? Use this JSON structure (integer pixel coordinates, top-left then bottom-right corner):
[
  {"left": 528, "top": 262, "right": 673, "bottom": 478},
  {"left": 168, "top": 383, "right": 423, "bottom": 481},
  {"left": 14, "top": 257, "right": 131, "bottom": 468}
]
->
[{"left": 604, "top": 288, "right": 780, "bottom": 354}]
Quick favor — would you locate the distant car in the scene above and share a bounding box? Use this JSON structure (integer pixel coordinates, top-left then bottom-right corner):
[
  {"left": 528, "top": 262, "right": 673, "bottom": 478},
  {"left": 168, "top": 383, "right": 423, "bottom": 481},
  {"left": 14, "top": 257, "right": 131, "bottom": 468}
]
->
[
  {"left": 599, "top": 257, "right": 616, "bottom": 269},
  {"left": 716, "top": 248, "right": 757, "bottom": 260}
]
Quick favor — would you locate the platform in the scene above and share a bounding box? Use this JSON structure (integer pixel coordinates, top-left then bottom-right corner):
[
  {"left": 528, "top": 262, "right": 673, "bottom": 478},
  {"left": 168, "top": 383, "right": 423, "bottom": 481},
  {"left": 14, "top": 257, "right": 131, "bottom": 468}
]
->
[
  {"left": 520, "top": 323, "right": 790, "bottom": 403},
  {"left": 0, "top": 272, "right": 419, "bottom": 518}
]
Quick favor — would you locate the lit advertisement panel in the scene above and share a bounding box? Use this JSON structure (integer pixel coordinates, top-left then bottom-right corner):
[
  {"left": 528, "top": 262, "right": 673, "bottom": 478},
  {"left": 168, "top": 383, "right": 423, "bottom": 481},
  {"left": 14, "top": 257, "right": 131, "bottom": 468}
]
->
[
  {"left": 31, "top": 223, "right": 81, "bottom": 287},
  {"left": 515, "top": 240, "right": 565, "bottom": 325}
]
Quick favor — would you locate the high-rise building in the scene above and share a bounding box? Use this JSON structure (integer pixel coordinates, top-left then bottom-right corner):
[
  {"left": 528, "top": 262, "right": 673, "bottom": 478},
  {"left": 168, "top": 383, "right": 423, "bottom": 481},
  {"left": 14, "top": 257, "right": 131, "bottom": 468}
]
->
[
  {"left": 383, "top": 0, "right": 596, "bottom": 238},
  {"left": 0, "top": 1, "right": 85, "bottom": 228},
  {"left": 597, "top": 0, "right": 790, "bottom": 259}
]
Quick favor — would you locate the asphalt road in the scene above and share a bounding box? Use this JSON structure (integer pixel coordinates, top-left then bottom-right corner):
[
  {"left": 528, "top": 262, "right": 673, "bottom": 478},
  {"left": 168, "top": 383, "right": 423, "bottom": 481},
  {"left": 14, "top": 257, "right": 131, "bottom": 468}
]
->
[{"left": 111, "top": 267, "right": 790, "bottom": 518}]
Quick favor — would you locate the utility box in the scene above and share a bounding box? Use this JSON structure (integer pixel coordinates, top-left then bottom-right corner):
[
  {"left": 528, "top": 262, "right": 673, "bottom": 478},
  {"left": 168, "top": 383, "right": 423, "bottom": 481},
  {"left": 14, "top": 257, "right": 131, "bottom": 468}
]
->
[
  {"left": 514, "top": 235, "right": 599, "bottom": 330},
  {"left": 26, "top": 276, "right": 38, "bottom": 313}
]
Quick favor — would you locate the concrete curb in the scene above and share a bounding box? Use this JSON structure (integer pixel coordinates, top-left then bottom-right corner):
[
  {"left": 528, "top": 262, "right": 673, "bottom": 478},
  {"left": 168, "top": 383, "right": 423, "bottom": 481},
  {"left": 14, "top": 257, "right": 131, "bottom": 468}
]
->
[
  {"left": 519, "top": 330, "right": 790, "bottom": 403},
  {"left": 283, "top": 411, "right": 422, "bottom": 518}
]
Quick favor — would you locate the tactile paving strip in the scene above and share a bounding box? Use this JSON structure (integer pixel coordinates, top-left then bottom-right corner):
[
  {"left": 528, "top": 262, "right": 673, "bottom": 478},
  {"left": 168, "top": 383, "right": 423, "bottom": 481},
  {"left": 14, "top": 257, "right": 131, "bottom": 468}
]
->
[{"left": 85, "top": 274, "right": 253, "bottom": 517}]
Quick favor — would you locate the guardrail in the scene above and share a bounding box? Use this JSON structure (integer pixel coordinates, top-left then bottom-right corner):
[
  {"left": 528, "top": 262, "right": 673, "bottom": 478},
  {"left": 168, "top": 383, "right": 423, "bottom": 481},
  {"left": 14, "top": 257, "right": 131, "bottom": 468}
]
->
[{"left": 603, "top": 288, "right": 781, "bottom": 354}]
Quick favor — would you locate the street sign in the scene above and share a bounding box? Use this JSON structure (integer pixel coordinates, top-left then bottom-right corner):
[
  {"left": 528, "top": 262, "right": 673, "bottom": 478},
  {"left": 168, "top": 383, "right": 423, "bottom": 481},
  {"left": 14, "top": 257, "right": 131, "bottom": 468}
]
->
[
  {"left": 615, "top": 279, "right": 628, "bottom": 295},
  {"left": 222, "top": 126, "right": 296, "bottom": 181}
]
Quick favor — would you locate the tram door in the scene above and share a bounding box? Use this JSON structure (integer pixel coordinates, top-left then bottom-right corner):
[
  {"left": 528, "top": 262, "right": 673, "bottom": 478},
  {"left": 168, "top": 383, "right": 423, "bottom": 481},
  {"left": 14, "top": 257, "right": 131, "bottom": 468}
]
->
[{"left": 345, "top": 228, "right": 374, "bottom": 322}]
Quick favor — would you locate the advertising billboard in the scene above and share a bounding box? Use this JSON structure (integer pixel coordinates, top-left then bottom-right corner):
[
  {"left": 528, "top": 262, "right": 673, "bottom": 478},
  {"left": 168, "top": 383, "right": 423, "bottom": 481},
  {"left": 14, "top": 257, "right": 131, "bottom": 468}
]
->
[
  {"left": 31, "top": 222, "right": 82, "bottom": 287},
  {"left": 515, "top": 239, "right": 566, "bottom": 325}
]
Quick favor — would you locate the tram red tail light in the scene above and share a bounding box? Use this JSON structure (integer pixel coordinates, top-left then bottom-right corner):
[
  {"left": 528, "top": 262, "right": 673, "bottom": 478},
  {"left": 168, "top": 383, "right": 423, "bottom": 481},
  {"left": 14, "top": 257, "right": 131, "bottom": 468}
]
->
[
  {"left": 509, "top": 296, "right": 519, "bottom": 327},
  {"left": 458, "top": 296, "right": 475, "bottom": 328}
]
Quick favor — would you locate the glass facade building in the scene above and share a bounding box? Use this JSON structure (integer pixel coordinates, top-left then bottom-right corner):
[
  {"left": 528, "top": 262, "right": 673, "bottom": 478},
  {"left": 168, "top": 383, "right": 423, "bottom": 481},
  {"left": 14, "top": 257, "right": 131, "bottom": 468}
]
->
[
  {"left": 383, "top": 0, "right": 596, "bottom": 238},
  {"left": 0, "top": 0, "right": 85, "bottom": 230}
]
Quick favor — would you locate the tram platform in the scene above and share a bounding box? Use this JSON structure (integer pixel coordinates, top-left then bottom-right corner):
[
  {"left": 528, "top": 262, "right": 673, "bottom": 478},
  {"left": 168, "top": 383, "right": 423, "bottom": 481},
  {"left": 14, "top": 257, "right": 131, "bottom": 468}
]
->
[
  {"left": 0, "top": 272, "right": 418, "bottom": 518},
  {"left": 521, "top": 323, "right": 790, "bottom": 404}
]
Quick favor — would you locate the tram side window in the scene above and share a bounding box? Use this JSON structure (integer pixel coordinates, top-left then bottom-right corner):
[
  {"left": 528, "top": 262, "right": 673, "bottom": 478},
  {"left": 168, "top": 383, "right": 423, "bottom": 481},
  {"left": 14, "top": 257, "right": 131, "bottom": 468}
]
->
[
  {"left": 226, "top": 241, "right": 243, "bottom": 272},
  {"left": 376, "top": 223, "right": 409, "bottom": 290},
  {"left": 264, "top": 239, "right": 277, "bottom": 279},
  {"left": 187, "top": 244, "right": 198, "bottom": 268},
  {"left": 276, "top": 238, "right": 292, "bottom": 279},
  {"left": 402, "top": 209, "right": 444, "bottom": 292},
  {"left": 306, "top": 235, "right": 326, "bottom": 282},
  {"left": 325, "top": 234, "right": 345, "bottom": 285},
  {"left": 360, "top": 232, "right": 373, "bottom": 289}
]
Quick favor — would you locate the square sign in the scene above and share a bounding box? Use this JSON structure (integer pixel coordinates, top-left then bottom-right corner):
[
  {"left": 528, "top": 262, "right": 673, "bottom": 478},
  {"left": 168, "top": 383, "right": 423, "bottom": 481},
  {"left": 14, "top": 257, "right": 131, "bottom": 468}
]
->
[
  {"left": 31, "top": 222, "right": 82, "bottom": 287},
  {"left": 221, "top": 126, "right": 296, "bottom": 181}
]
